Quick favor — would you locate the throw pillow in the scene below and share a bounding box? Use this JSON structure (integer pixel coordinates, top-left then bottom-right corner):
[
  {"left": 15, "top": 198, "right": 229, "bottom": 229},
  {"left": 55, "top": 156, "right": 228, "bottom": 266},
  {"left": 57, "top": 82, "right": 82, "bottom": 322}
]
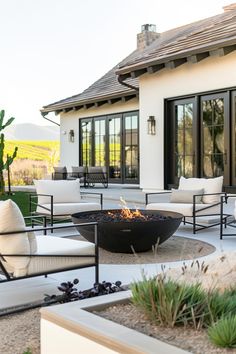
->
[
  {"left": 0, "top": 200, "right": 30, "bottom": 274},
  {"left": 170, "top": 189, "right": 204, "bottom": 204}
]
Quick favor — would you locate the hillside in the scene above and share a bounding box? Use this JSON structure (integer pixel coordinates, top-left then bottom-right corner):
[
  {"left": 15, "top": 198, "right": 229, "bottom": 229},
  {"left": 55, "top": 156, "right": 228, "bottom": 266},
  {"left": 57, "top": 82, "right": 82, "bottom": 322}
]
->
[
  {"left": 4, "top": 140, "right": 60, "bottom": 185},
  {"left": 5, "top": 141, "right": 60, "bottom": 161},
  {"left": 4, "top": 123, "right": 60, "bottom": 141}
]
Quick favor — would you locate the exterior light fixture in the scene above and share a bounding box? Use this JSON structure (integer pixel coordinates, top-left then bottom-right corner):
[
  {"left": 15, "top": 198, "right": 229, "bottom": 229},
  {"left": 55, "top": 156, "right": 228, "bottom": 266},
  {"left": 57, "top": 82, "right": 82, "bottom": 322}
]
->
[
  {"left": 69, "top": 129, "right": 75, "bottom": 142},
  {"left": 147, "top": 116, "right": 156, "bottom": 135}
]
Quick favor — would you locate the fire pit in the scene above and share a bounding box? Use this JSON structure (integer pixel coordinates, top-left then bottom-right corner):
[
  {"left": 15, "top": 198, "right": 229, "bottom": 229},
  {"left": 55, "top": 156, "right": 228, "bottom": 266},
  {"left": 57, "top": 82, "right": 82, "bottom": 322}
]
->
[{"left": 72, "top": 209, "right": 183, "bottom": 253}]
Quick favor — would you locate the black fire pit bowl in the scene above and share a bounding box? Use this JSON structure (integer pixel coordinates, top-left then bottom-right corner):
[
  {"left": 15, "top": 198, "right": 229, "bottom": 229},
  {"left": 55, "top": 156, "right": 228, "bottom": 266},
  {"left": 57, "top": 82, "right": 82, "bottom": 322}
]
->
[{"left": 72, "top": 209, "right": 183, "bottom": 253}]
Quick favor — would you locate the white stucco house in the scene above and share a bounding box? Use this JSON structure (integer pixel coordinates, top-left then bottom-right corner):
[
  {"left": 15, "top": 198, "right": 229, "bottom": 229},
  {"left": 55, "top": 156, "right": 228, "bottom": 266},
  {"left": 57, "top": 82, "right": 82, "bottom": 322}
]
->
[{"left": 41, "top": 4, "right": 236, "bottom": 191}]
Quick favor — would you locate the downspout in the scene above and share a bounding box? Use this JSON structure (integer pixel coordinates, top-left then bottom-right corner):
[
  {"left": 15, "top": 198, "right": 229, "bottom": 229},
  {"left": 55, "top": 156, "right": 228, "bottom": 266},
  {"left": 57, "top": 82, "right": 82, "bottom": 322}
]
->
[
  {"left": 117, "top": 75, "right": 139, "bottom": 92},
  {"left": 41, "top": 112, "right": 60, "bottom": 126}
]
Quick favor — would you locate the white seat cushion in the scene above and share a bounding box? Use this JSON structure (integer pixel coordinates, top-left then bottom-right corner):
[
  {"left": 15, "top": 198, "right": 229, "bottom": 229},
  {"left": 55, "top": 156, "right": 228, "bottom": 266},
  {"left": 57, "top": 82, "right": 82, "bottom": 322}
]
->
[
  {"left": 36, "top": 202, "right": 101, "bottom": 216},
  {"left": 34, "top": 179, "right": 81, "bottom": 204},
  {"left": 146, "top": 202, "right": 220, "bottom": 217},
  {"left": 0, "top": 200, "right": 30, "bottom": 276},
  {"left": 27, "top": 236, "right": 95, "bottom": 275},
  {"left": 179, "top": 176, "right": 223, "bottom": 204}
]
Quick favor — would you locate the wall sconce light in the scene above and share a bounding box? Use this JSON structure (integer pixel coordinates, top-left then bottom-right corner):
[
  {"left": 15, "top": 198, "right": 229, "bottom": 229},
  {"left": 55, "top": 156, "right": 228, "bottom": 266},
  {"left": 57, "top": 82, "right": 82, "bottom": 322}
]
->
[
  {"left": 69, "top": 129, "right": 75, "bottom": 142},
  {"left": 147, "top": 116, "right": 156, "bottom": 135}
]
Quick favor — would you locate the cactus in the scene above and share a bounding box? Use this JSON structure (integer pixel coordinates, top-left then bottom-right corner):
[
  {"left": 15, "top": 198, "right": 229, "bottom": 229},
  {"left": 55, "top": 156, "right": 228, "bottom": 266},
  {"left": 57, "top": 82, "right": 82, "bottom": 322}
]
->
[{"left": 0, "top": 110, "right": 18, "bottom": 195}]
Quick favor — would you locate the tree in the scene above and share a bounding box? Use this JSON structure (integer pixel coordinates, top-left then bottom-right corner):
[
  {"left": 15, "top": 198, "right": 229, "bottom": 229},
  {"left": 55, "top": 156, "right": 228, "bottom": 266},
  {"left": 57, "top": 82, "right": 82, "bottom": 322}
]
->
[{"left": 0, "top": 110, "right": 18, "bottom": 195}]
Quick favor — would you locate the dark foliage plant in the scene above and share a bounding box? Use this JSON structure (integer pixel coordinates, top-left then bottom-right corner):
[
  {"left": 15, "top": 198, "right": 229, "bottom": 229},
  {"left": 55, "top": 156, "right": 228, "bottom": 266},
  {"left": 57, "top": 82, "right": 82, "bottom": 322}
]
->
[{"left": 44, "top": 279, "right": 124, "bottom": 304}]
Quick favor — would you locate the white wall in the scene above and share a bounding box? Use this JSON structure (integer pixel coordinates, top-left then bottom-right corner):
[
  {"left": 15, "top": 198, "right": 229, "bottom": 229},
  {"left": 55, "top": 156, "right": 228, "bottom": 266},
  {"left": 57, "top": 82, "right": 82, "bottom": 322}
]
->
[
  {"left": 59, "top": 98, "right": 139, "bottom": 169},
  {"left": 139, "top": 51, "right": 236, "bottom": 190},
  {"left": 41, "top": 319, "right": 117, "bottom": 354}
]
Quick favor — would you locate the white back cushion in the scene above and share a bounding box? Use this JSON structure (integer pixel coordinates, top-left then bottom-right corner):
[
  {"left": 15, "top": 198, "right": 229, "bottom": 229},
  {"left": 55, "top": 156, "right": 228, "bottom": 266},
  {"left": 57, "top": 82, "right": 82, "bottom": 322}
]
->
[
  {"left": 34, "top": 179, "right": 81, "bottom": 204},
  {"left": 0, "top": 200, "right": 30, "bottom": 272},
  {"left": 179, "top": 176, "right": 223, "bottom": 204}
]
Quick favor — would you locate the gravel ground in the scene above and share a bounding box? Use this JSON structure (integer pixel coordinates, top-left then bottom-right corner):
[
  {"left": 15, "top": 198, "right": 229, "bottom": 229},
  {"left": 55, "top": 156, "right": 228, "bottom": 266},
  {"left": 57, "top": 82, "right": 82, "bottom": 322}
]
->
[
  {"left": 0, "top": 309, "right": 40, "bottom": 354},
  {"left": 95, "top": 303, "right": 236, "bottom": 354},
  {"left": 0, "top": 240, "right": 220, "bottom": 354},
  {"left": 75, "top": 235, "right": 215, "bottom": 264}
]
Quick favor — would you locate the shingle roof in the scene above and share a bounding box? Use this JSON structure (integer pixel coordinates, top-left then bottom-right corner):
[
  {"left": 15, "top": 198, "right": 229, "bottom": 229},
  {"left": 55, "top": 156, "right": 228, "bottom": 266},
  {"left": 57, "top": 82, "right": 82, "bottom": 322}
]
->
[
  {"left": 117, "top": 9, "right": 236, "bottom": 74},
  {"left": 42, "top": 7, "right": 236, "bottom": 113},
  {"left": 41, "top": 51, "right": 139, "bottom": 113}
]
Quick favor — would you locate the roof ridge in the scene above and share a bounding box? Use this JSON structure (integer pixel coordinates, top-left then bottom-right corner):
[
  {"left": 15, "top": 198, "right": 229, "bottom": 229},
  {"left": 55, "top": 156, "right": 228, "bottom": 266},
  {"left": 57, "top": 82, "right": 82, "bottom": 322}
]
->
[{"left": 120, "top": 9, "right": 236, "bottom": 69}]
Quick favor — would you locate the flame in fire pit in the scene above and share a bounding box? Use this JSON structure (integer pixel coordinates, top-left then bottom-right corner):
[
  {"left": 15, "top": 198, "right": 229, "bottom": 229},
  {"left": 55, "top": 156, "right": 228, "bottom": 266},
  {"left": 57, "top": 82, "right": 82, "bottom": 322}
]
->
[{"left": 108, "top": 197, "right": 146, "bottom": 220}]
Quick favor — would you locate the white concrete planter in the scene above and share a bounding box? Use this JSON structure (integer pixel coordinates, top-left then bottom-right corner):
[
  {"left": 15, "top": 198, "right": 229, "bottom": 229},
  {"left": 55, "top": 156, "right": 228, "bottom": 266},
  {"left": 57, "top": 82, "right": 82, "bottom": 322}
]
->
[{"left": 40, "top": 290, "right": 190, "bottom": 354}]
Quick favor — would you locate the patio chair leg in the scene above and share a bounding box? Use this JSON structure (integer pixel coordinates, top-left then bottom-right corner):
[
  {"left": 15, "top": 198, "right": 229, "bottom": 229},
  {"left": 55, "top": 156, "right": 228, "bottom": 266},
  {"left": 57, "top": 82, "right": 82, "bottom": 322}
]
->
[
  {"left": 50, "top": 213, "right": 53, "bottom": 233},
  {"left": 95, "top": 264, "right": 99, "bottom": 284},
  {"left": 43, "top": 216, "right": 47, "bottom": 236},
  {"left": 193, "top": 215, "right": 196, "bottom": 234}
]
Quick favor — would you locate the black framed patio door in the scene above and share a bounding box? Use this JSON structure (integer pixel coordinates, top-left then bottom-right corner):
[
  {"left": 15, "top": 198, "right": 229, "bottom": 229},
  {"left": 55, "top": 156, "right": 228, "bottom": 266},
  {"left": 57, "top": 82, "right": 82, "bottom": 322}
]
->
[
  {"left": 80, "top": 111, "right": 139, "bottom": 184},
  {"left": 108, "top": 112, "right": 139, "bottom": 183},
  {"left": 166, "top": 98, "right": 197, "bottom": 186},
  {"left": 166, "top": 93, "right": 230, "bottom": 187},
  {"left": 200, "top": 93, "right": 229, "bottom": 184}
]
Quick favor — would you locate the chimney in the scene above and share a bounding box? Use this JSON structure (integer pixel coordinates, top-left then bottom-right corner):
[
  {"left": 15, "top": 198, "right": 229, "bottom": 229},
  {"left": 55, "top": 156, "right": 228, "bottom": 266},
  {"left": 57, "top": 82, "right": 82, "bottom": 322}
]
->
[
  {"left": 137, "top": 24, "right": 159, "bottom": 51},
  {"left": 223, "top": 3, "right": 236, "bottom": 11}
]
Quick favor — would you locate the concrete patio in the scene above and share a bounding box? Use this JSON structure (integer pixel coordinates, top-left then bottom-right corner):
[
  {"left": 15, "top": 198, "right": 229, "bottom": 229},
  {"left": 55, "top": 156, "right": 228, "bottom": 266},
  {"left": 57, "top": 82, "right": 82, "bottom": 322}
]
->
[{"left": 1, "top": 185, "right": 236, "bottom": 312}]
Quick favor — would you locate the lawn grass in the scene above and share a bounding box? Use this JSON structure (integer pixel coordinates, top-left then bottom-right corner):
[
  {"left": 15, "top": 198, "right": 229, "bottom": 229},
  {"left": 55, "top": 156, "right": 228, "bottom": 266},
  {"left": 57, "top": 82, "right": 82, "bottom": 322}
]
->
[{"left": 0, "top": 191, "right": 36, "bottom": 217}]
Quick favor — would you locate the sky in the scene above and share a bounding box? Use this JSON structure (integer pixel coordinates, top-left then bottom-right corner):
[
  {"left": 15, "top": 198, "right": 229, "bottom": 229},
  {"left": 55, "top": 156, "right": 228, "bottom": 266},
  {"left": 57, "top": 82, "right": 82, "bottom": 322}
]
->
[{"left": 0, "top": 0, "right": 232, "bottom": 126}]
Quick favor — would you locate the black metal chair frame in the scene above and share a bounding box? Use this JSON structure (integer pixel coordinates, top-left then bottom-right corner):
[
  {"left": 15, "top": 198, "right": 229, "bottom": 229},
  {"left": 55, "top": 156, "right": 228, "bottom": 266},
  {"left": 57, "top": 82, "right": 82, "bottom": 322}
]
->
[
  {"left": 29, "top": 192, "right": 103, "bottom": 230},
  {"left": 220, "top": 194, "right": 236, "bottom": 239},
  {"left": 84, "top": 171, "right": 108, "bottom": 188},
  {"left": 0, "top": 220, "right": 99, "bottom": 284},
  {"left": 52, "top": 170, "right": 109, "bottom": 188},
  {"left": 145, "top": 191, "right": 227, "bottom": 234}
]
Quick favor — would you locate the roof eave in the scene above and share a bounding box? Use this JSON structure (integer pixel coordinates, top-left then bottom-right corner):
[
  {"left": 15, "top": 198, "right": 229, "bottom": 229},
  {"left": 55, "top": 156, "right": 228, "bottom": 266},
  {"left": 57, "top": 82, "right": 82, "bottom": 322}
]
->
[
  {"left": 116, "top": 37, "right": 236, "bottom": 76},
  {"left": 40, "top": 90, "right": 138, "bottom": 114}
]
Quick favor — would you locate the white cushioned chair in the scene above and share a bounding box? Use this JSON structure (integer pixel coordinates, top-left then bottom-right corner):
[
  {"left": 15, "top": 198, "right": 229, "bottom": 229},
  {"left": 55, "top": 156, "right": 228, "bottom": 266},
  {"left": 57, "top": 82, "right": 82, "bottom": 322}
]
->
[
  {"left": 146, "top": 176, "right": 225, "bottom": 233},
  {"left": 0, "top": 200, "right": 99, "bottom": 282},
  {"left": 30, "top": 179, "right": 103, "bottom": 227}
]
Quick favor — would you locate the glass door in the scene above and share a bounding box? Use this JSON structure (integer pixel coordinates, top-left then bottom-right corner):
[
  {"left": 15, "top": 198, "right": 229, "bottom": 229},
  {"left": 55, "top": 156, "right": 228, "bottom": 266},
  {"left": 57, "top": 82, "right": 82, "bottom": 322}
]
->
[
  {"left": 123, "top": 112, "right": 139, "bottom": 183},
  {"left": 108, "top": 115, "right": 122, "bottom": 182},
  {"left": 80, "top": 119, "right": 93, "bottom": 166},
  {"left": 201, "top": 93, "right": 229, "bottom": 184},
  {"left": 80, "top": 111, "right": 139, "bottom": 184},
  {"left": 232, "top": 91, "right": 236, "bottom": 185},
  {"left": 166, "top": 98, "right": 196, "bottom": 186},
  {"left": 94, "top": 117, "right": 106, "bottom": 167}
]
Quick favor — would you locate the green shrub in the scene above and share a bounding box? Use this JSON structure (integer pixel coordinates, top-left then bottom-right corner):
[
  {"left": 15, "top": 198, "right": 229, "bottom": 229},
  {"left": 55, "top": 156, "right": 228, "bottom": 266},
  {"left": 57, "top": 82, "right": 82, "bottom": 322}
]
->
[
  {"left": 208, "top": 316, "right": 236, "bottom": 348},
  {"left": 0, "top": 191, "right": 36, "bottom": 217},
  {"left": 131, "top": 275, "right": 209, "bottom": 328},
  {"left": 207, "top": 288, "right": 236, "bottom": 325}
]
